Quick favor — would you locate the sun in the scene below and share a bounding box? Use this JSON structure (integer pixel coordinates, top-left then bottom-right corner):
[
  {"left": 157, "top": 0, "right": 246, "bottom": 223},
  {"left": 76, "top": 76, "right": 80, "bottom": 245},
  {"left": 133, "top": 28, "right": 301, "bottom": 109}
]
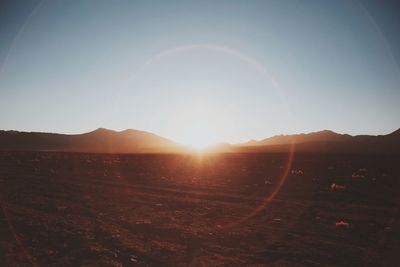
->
[
  {"left": 182, "top": 128, "right": 221, "bottom": 151},
  {"left": 185, "top": 138, "right": 216, "bottom": 151},
  {"left": 169, "top": 101, "right": 226, "bottom": 151},
  {"left": 180, "top": 120, "right": 221, "bottom": 151}
]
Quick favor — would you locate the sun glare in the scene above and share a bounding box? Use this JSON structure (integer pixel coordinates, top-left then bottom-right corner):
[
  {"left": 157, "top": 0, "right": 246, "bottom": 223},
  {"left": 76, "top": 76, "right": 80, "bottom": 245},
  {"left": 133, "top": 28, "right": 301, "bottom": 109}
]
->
[
  {"left": 170, "top": 103, "right": 224, "bottom": 151},
  {"left": 186, "top": 139, "right": 215, "bottom": 151},
  {"left": 183, "top": 129, "right": 220, "bottom": 151},
  {"left": 180, "top": 119, "right": 221, "bottom": 151}
]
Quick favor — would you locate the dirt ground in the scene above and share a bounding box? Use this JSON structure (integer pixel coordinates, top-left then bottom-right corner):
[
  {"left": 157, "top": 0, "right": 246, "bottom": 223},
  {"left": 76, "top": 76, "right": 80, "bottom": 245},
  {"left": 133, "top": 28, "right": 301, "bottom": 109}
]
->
[{"left": 0, "top": 151, "right": 399, "bottom": 266}]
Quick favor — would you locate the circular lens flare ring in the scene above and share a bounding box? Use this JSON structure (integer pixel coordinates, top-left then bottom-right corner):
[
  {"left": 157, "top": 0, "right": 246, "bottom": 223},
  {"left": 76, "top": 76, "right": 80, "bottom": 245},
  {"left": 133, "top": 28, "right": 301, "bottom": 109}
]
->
[{"left": 120, "top": 43, "right": 296, "bottom": 232}]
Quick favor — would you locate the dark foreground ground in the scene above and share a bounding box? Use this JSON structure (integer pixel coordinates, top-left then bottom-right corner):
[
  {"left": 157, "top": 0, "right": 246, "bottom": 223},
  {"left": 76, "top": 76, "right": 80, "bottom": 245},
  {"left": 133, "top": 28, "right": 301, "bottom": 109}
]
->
[{"left": 0, "top": 151, "right": 399, "bottom": 267}]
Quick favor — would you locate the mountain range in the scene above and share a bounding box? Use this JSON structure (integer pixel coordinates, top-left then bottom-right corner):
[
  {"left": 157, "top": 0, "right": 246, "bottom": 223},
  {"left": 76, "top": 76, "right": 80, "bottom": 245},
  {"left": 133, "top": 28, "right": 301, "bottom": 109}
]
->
[
  {"left": 0, "top": 128, "right": 183, "bottom": 153},
  {"left": 232, "top": 129, "right": 400, "bottom": 153},
  {"left": 0, "top": 128, "right": 399, "bottom": 154}
]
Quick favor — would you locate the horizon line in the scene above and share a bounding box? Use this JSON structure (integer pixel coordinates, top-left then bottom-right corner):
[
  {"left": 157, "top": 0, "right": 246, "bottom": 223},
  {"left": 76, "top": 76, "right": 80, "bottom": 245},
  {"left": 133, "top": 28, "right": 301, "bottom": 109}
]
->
[{"left": 1, "top": 126, "right": 399, "bottom": 146}]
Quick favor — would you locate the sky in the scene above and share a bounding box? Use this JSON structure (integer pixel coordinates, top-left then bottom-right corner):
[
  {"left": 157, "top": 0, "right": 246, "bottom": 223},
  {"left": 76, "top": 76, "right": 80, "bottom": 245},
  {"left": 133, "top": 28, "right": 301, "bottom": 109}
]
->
[{"left": 0, "top": 0, "right": 399, "bottom": 145}]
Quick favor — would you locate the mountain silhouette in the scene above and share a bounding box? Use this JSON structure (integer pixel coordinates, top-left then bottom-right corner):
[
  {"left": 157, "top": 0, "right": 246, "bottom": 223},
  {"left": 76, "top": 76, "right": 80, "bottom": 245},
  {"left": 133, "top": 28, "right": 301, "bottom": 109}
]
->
[
  {"left": 236, "top": 129, "right": 400, "bottom": 153},
  {"left": 241, "top": 130, "right": 352, "bottom": 146},
  {"left": 0, "top": 128, "right": 399, "bottom": 153},
  {"left": 0, "top": 128, "right": 183, "bottom": 153}
]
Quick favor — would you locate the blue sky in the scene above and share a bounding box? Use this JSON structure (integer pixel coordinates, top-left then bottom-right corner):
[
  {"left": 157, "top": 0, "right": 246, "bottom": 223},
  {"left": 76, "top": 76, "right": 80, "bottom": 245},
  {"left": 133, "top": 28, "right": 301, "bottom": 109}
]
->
[{"left": 0, "top": 0, "right": 399, "bottom": 144}]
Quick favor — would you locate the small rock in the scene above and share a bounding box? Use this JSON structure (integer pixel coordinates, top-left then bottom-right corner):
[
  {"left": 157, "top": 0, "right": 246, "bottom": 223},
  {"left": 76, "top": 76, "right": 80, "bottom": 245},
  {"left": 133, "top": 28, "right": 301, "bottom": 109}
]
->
[
  {"left": 336, "top": 220, "right": 350, "bottom": 228},
  {"left": 331, "top": 183, "right": 346, "bottom": 190},
  {"left": 130, "top": 255, "right": 138, "bottom": 263}
]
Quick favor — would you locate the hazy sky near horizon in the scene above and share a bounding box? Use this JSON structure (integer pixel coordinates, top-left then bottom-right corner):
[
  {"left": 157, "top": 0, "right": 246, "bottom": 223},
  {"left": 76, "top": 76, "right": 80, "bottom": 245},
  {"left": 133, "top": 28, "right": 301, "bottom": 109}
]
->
[{"left": 0, "top": 0, "right": 399, "bottom": 144}]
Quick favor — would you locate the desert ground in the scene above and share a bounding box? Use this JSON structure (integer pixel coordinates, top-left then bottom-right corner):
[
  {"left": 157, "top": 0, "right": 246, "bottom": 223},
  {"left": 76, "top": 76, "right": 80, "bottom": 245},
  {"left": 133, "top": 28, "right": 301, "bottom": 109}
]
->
[{"left": 0, "top": 151, "right": 399, "bottom": 266}]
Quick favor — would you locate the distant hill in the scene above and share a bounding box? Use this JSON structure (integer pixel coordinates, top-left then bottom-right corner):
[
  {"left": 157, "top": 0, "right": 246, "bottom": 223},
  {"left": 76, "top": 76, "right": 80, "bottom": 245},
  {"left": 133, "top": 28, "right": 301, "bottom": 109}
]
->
[
  {"left": 241, "top": 130, "right": 352, "bottom": 146},
  {"left": 234, "top": 129, "right": 400, "bottom": 153},
  {"left": 0, "top": 128, "right": 399, "bottom": 154},
  {"left": 0, "top": 128, "right": 184, "bottom": 153}
]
